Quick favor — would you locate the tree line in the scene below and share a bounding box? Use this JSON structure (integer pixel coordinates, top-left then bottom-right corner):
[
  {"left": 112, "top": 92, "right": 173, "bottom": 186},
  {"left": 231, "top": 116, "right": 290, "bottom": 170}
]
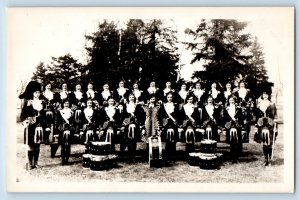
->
[{"left": 32, "top": 19, "right": 271, "bottom": 98}]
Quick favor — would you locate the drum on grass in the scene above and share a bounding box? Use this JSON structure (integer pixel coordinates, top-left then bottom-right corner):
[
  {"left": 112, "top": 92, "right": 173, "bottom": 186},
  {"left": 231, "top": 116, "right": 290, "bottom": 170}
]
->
[
  {"left": 200, "top": 139, "right": 217, "bottom": 153},
  {"left": 188, "top": 152, "right": 201, "bottom": 166},
  {"left": 82, "top": 154, "right": 91, "bottom": 168},
  {"left": 198, "top": 153, "right": 219, "bottom": 169},
  {"left": 89, "top": 155, "right": 109, "bottom": 171},
  {"left": 89, "top": 141, "right": 111, "bottom": 155}
]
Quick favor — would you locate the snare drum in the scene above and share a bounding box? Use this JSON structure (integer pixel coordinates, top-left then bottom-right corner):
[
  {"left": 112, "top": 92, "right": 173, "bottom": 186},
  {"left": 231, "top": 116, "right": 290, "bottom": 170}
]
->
[
  {"left": 89, "top": 141, "right": 111, "bottom": 155},
  {"left": 82, "top": 154, "right": 91, "bottom": 168},
  {"left": 198, "top": 153, "right": 219, "bottom": 169},
  {"left": 188, "top": 152, "right": 201, "bottom": 166},
  {"left": 89, "top": 155, "right": 109, "bottom": 171},
  {"left": 200, "top": 140, "right": 217, "bottom": 153}
]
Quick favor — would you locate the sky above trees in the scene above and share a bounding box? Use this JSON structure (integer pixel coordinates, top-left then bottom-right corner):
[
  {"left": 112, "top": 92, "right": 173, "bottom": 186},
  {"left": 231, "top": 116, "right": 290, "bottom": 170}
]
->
[{"left": 8, "top": 7, "right": 293, "bottom": 93}]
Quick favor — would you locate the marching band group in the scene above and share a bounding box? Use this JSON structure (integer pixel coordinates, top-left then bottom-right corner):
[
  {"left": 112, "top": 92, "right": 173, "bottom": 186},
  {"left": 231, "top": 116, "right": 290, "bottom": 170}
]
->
[{"left": 19, "top": 79, "right": 278, "bottom": 170}]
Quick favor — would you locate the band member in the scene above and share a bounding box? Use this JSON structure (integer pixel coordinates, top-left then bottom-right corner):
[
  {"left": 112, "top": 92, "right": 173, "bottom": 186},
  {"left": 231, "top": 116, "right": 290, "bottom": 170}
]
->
[
  {"left": 161, "top": 81, "right": 175, "bottom": 99},
  {"left": 146, "top": 81, "right": 160, "bottom": 100},
  {"left": 19, "top": 81, "right": 45, "bottom": 170},
  {"left": 232, "top": 80, "right": 240, "bottom": 93},
  {"left": 201, "top": 96, "right": 221, "bottom": 141},
  {"left": 254, "top": 91, "right": 277, "bottom": 166},
  {"left": 159, "top": 92, "right": 179, "bottom": 164},
  {"left": 72, "top": 83, "right": 86, "bottom": 141},
  {"left": 131, "top": 82, "right": 145, "bottom": 104},
  {"left": 222, "top": 82, "right": 234, "bottom": 105},
  {"left": 222, "top": 95, "right": 244, "bottom": 163},
  {"left": 240, "top": 101, "right": 252, "bottom": 143},
  {"left": 141, "top": 95, "right": 161, "bottom": 159},
  {"left": 57, "top": 82, "right": 74, "bottom": 109},
  {"left": 115, "top": 80, "right": 130, "bottom": 104},
  {"left": 83, "top": 82, "right": 99, "bottom": 107},
  {"left": 43, "top": 82, "right": 59, "bottom": 107},
  {"left": 98, "top": 96, "right": 122, "bottom": 152},
  {"left": 208, "top": 82, "right": 222, "bottom": 105},
  {"left": 179, "top": 94, "right": 200, "bottom": 154},
  {"left": 99, "top": 83, "right": 114, "bottom": 106},
  {"left": 82, "top": 98, "right": 98, "bottom": 153},
  {"left": 234, "top": 81, "right": 254, "bottom": 143},
  {"left": 120, "top": 93, "right": 145, "bottom": 162},
  {"left": 73, "top": 83, "right": 85, "bottom": 108},
  {"left": 56, "top": 99, "right": 75, "bottom": 165},
  {"left": 234, "top": 81, "right": 252, "bottom": 106},
  {"left": 192, "top": 81, "right": 207, "bottom": 107},
  {"left": 141, "top": 95, "right": 161, "bottom": 142},
  {"left": 43, "top": 82, "right": 59, "bottom": 144},
  {"left": 177, "top": 83, "right": 189, "bottom": 106}
]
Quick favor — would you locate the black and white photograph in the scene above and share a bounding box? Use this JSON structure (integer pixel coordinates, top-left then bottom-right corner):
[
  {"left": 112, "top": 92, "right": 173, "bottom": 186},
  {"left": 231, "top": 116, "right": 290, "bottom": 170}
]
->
[{"left": 6, "top": 7, "right": 294, "bottom": 192}]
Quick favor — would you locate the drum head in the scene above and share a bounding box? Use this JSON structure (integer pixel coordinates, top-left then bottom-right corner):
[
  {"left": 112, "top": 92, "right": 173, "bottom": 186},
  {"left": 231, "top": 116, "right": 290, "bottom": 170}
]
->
[
  {"left": 82, "top": 154, "right": 91, "bottom": 158},
  {"left": 199, "top": 153, "right": 217, "bottom": 160},
  {"left": 90, "top": 155, "right": 108, "bottom": 162},
  {"left": 90, "top": 141, "right": 110, "bottom": 146},
  {"left": 201, "top": 139, "right": 217, "bottom": 145}
]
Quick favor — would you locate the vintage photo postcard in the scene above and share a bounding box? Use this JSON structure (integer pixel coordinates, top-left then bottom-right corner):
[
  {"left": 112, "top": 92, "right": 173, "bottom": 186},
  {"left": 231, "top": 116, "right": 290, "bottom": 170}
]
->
[{"left": 6, "top": 7, "right": 294, "bottom": 192}]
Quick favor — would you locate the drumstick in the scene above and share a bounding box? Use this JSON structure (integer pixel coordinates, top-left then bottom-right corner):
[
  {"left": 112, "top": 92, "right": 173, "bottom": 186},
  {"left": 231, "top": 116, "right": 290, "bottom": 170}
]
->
[{"left": 271, "top": 122, "right": 277, "bottom": 161}]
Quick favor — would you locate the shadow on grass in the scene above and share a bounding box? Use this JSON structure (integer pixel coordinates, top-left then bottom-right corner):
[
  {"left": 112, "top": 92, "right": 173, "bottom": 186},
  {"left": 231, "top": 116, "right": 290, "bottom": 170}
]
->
[{"left": 271, "top": 158, "right": 284, "bottom": 166}]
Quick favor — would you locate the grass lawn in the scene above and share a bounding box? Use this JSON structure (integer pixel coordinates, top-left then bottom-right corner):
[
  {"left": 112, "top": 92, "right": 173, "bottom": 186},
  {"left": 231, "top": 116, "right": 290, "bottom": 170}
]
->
[{"left": 14, "top": 123, "right": 284, "bottom": 183}]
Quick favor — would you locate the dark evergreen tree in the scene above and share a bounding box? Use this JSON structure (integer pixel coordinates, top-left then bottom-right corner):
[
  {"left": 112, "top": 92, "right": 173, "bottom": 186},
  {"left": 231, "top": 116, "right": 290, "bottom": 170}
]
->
[
  {"left": 186, "top": 19, "right": 255, "bottom": 86},
  {"left": 84, "top": 20, "right": 120, "bottom": 90}
]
